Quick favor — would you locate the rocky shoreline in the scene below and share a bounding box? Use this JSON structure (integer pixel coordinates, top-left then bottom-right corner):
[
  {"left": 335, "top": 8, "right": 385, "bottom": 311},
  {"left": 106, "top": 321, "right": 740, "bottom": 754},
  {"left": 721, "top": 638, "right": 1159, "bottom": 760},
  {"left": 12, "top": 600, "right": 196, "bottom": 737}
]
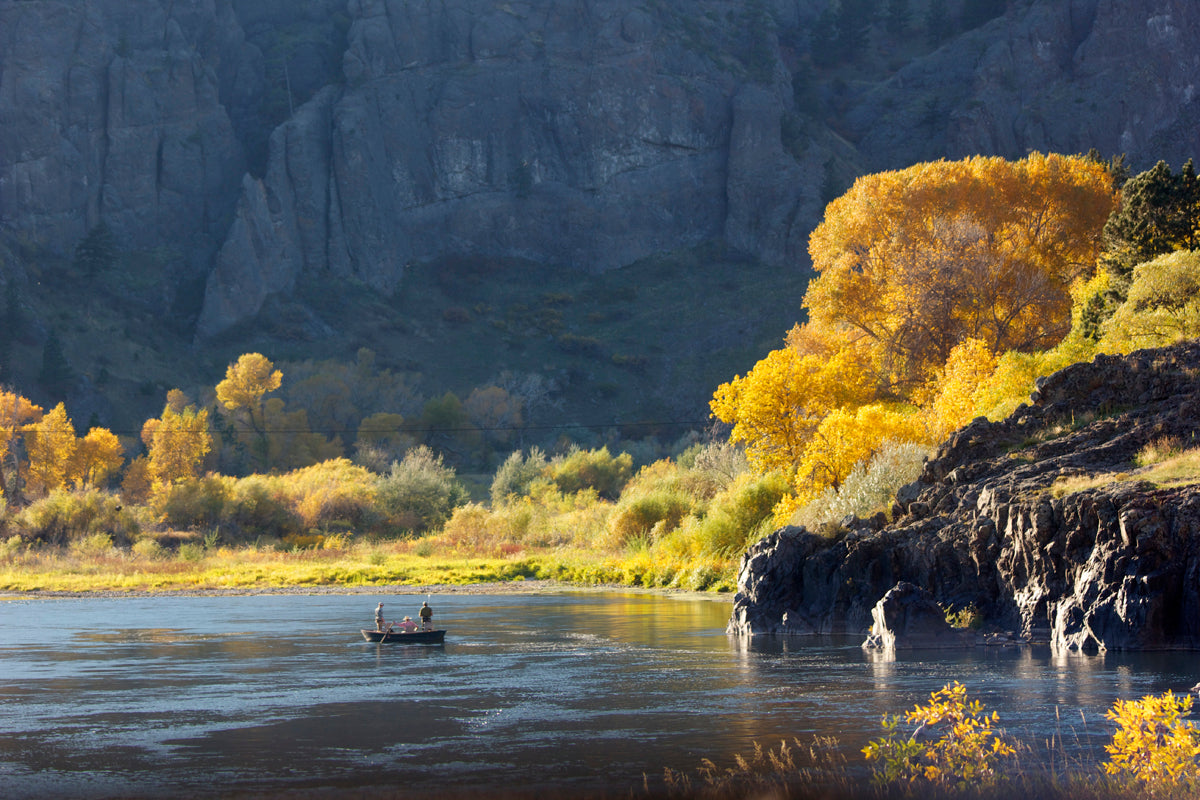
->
[{"left": 729, "top": 342, "right": 1200, "bottom": 652}]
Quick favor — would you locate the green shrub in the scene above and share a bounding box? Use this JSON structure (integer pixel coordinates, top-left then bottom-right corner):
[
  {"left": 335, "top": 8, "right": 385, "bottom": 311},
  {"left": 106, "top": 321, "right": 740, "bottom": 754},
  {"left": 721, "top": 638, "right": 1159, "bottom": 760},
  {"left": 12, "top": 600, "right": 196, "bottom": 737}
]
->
[
  {"left": 692, "top": 471, "right": 790, "bottom": 556},
  {"left": 223, "top": 475, "right": 299, "bottom": 540},
  {"left": 607, "top": 488, "right": 692, "bottom": 549},
  {"left": 12, "top": 489, "right": 140, "bottom": 547},
  {"left": 70, "top": 532, "right": 116, "bottom": 558},
  {"left": 791, "top": 441, "right": 928, "bottom": 530},
  {"left": 547, "top": 446, "right": 633, "bottom": 500},
  {"left": 490, "top": 447, "right": 549, "bottom": 505},
  {"left": 178, "top": 542, "right": 206, "bottom": 562},
  {"left": 155, "top": 476, "right": 230, "bottom": 532},
  {"left": 377, "top": 445, "right": 469, "bottom": 533},
  {"left": 131, "top": 538, "right": 166, "bottom": 560}
]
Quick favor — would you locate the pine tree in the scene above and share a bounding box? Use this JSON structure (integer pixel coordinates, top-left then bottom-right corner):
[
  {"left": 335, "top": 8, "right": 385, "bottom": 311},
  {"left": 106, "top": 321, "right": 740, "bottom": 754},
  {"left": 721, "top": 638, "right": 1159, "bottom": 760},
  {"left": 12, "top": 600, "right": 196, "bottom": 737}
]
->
[
  {"left": 886, "top": 0, "right": 910, "bottom": 34},
  {"left": 72, "top": 222, "right": 117, "bottom": 277},
  {"left": 38, "top": 329, "right": 73, "bottom": 397}
]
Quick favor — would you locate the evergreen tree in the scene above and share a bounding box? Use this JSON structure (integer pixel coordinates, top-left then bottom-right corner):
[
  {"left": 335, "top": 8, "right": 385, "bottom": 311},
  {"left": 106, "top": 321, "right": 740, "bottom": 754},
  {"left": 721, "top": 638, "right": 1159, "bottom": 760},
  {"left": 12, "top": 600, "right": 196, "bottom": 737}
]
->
[
  {"left": 835, "top": 0, "right": 873, "bottom": 58},
  {"left": 810, "top": 7, "right": 841, "bottom": 67},
  {"left": 1102, "top": 159, "right": 1200, "bottom": 286},
  {"left": 925, "top": 0, "right": 954, "bottom": 46},
  {"left": 0, "top": 282, "right": 19, "bottom": 377},
  {"left": 886, "top": 0, "right": 910, "bottom": 34},
  {"left": 961, "top": 0, "right": 1006, "bottom": 31},
  {"left": 72, "top": 222, "right": 117, "bottom": 277},
  {"left": 38, "top": 329, "right": 73, "bottom": 397}
]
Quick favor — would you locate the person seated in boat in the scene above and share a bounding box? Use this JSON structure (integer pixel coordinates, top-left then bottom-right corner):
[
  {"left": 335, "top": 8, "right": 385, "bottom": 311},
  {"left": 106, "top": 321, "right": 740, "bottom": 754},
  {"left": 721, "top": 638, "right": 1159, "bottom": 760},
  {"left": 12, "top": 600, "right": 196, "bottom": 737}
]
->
[
  {"left": 398, "top": 616, "right": 419, "bottom": 633},
  {"left": 419, "top": 601, "right": 433, "bottom": 630},
  {"left": 375, "top": 602, "right": 386, "bottom": 632}
]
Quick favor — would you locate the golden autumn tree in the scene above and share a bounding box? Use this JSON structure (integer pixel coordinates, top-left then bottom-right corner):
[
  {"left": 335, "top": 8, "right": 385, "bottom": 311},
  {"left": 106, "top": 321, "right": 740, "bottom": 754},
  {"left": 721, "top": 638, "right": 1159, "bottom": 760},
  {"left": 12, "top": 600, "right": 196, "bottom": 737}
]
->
[
  {"left": 921, "top": 338, "right": 999, "bottom": 441},
  {"left": 142, "top": 389, "right": 212, "bottom": 489},
  {"left": 793, "top": 403, "right": 928, "bottom": 502},
  {"left": 69, "top": 427, "right": 125, "bottom": 489},
  {"left": 710, "top": 331, "right": 875, "bottom": 476},
  {"left": 805, "top": 152, "right": 1116, "bottom": 393},
  {"left": 25, "top": 403, "right": 77, "bottom": 496},
  {"left": 216, "top": 353, "right": 282, "bottom": 471},
  {"left": 0, "top": 389, "right": 43, "bottom": 501},
  {"left": 714, "top": 153, "right": 1116, "bottom": 523}
]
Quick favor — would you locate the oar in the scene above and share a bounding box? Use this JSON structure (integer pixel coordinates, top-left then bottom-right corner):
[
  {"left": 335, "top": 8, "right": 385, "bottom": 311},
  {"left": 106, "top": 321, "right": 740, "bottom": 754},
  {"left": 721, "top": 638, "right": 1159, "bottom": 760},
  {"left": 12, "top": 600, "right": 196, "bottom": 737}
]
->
[{"left": 379, "top": 621, "right": 393, "bottom": 642}]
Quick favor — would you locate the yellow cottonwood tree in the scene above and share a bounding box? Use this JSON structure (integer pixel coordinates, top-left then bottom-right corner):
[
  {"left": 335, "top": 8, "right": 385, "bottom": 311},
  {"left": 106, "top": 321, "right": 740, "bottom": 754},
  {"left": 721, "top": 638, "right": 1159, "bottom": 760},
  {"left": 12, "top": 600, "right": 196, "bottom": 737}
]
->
[
  {"left": 806, "top": 153, "right": 1115, "bottom": 392},
  {"left": 0, "top": 389, "right": 42, "bottom": 501},
  {"left": 69, "top": 427, "right": 124, "bottom": 489},
  {"left": 142, "top": 389, "right": 212, "bottom": 489},
  {"left": 25, "top": 403, "right": 77, "bottom": 496},
  {"left": 216, "top": 353, "right": 282, "bottom": 470},
  {"left": 711, "top": 337, "right": 874, "bottom": 476},
  {"left": 794, "top": 403, "right": 928, "bottom": 502},
  {"left": 921, "top": 339, "right": 999, "bottom": 441}
]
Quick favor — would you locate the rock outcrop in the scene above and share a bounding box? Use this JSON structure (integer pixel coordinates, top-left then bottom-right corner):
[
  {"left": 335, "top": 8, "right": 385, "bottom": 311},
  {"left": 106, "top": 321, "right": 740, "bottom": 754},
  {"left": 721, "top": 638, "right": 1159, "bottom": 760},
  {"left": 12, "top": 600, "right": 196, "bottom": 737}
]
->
[
  {"left": 861, "top": 581, "right": 976, "bottom": 651},
  {"left": 5, "top": 0, "right": 1200, "bottom": 339},
  {"left": 729, "top": 342, "right": 1200, "bottom": 652}
]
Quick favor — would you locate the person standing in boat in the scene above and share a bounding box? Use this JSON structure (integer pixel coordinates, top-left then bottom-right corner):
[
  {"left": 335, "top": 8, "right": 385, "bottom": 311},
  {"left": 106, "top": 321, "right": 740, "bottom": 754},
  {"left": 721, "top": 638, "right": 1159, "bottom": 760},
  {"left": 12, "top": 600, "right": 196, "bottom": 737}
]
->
[
  {"left": 419, "top": 601, "right": 433, "bottom": 630},
  {"left": 375, "top": 602, "right": 386, "bottom": 632}
]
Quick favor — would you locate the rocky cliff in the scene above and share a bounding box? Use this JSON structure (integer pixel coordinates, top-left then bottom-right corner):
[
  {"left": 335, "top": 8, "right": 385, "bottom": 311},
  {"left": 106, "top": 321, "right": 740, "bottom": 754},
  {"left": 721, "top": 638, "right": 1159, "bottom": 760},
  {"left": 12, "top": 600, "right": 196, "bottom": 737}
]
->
[
  {"left": 3, "top": 0, "right": 1200, "bottom": 340},
  {"left": 728, "top": 341, "right": 1200, "bottom": 652}
]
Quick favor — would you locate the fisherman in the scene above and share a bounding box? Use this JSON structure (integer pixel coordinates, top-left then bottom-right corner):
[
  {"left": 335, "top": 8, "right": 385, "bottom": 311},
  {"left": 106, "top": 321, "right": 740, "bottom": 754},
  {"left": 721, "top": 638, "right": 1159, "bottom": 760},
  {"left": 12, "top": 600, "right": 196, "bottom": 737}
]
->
[
  {"left": 419, "top": 601, "right": 433, "bottom": 630},
  {"left": 398, "top": 616, "right": 419, "bottom": 633},
  {"left": 375, "top": 602, "right": 385, "bottom": 632}
]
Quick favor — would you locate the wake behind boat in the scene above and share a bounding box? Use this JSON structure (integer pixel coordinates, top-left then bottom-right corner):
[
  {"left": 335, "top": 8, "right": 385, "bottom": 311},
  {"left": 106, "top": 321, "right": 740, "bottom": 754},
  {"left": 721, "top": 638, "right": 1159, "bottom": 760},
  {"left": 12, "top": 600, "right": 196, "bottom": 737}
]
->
[{"left": 361, "top": 628, "right": 446, "bottom": 644}]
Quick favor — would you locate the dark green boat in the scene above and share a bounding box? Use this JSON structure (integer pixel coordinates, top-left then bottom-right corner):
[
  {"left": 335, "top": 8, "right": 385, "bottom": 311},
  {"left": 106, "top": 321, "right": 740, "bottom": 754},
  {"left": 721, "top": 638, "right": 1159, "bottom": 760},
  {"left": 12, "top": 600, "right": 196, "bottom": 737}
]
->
[{"left": 361, "top": 628, "right": 446, "bottom": 644}]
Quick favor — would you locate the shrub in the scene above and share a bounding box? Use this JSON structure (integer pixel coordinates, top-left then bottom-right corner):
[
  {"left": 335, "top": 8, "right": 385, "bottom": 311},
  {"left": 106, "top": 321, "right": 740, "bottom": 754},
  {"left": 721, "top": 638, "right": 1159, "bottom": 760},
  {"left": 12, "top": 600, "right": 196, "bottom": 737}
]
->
[
  {"left": 131, "top": 538, "right": 166, "bottom": 560},
  {"left": 283, "top": 458, "right": 381, "bottom": 532},
  {"left": 178, "top": 542, "right": 206, "bottom": 562},
  {"left": 11, "top": 489, "right": 141, "bottom": 547},
  {"left": 607, "top": 488, "right": 693, "bottom": 549},
  {"left": 1101, "top": 250, "right": 1200, "bottom": 353},
  {"left": 490, "top": 447, "right": 549, "bottom": 505},
  {"left": 547, "top": 446, "right": 633, "bottom": 500},
  {"left": 70, "top": 532, "right": 116, "bottom": 558},
  {"left": 377, "top": 446, "right": 469, "bottom": 533},
  {"left": 863, "top": 682, "right": 1014, "bottom": 790},
  {"left": 154, "top": 475, "right": 230, "bottom": 532},
  {"left": 223, "top": 475, "right": 299, "bottom": 540},
  {"left": 790, "top": 441, "right": 928, "bottom": 530},
  {"left": 688, "top": 471, "right": 790, "bottom": 557},
  {"left": 1103, "top": 691, "right": 1200, "bottom": 794}
]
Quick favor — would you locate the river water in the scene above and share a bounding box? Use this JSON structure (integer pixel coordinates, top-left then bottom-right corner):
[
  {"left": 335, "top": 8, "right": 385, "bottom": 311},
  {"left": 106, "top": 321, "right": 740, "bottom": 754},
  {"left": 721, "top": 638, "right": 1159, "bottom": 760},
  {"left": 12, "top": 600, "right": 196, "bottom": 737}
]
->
[{"left": 1, "top": 591, "right": 1198, "bottom": 799}]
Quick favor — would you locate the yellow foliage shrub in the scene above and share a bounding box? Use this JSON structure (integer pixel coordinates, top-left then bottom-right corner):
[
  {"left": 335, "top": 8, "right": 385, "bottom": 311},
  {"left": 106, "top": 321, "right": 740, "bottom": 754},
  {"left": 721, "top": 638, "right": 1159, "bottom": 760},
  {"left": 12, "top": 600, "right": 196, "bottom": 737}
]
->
[{"left": 1103, "top": 691, "right": 1200, "bottom": 794}]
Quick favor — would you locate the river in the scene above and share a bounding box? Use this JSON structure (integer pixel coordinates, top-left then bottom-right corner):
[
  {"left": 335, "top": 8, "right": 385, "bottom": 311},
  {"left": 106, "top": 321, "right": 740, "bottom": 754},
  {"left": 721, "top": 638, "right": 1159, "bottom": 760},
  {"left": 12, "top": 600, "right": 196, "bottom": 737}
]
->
[{"left": 1, "top": 591, "right": 1197, "bottom": 798}]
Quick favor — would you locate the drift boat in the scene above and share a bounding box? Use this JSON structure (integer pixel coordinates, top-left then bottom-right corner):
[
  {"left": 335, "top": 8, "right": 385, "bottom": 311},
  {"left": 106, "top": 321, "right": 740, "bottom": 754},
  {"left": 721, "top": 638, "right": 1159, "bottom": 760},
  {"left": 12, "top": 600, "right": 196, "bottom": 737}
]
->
[{"left": 361, "top": 628, "right": 446, "bottom": 644}]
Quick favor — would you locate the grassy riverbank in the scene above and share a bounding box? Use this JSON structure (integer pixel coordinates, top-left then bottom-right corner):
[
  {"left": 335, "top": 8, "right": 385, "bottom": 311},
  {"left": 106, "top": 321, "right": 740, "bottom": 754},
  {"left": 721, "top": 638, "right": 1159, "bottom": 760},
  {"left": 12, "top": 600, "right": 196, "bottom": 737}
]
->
[{"left": 0, "top": 535, "right": 739, "bottom": 594}]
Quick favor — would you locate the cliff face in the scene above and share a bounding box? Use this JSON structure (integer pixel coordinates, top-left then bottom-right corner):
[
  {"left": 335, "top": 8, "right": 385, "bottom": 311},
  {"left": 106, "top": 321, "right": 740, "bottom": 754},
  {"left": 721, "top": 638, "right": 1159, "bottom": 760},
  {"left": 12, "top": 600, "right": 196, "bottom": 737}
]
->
[
  {"left": 3, "top": 0, "right": 1200, "bottom": 338},
  {"left": 728, "top": 342, "right": 1200, "bottom": 652}
]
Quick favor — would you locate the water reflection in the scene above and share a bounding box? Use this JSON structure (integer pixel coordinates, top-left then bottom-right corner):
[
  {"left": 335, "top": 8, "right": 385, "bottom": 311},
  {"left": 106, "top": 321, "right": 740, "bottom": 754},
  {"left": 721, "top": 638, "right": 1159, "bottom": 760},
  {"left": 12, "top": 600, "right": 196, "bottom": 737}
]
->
[{"left": 1, "top": 592, "right": 1198, "bottom": 799}]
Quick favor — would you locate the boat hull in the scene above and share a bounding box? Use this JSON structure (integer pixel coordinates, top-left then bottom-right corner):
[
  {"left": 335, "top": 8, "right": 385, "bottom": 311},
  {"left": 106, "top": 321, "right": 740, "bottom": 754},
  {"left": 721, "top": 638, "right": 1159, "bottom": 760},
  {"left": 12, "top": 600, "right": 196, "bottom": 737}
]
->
[{"left": 361, "top": 628, "right": 446, "bottom": 644}]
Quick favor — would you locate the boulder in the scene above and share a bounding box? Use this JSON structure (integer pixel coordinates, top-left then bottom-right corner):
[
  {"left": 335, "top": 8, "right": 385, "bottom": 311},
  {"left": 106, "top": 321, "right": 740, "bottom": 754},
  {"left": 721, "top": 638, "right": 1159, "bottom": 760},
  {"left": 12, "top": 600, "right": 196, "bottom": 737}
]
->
[{"left": 862, "top": 582, "right": 976, "bottom": 651}]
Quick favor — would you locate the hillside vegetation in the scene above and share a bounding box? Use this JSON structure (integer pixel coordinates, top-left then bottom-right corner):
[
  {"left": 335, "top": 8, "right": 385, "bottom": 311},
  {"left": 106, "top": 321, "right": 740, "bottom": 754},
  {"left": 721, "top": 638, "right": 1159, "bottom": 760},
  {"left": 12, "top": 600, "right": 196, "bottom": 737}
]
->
[{"left": 3, "top": 152, "right": 1200, "bottom": 593}]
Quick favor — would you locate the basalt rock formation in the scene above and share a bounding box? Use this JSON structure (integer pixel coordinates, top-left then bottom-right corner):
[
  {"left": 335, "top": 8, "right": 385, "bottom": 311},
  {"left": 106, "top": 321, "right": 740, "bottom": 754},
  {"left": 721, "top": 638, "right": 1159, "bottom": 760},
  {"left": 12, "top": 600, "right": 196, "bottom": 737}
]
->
[
  {"left": 3, "top": 1, "right": 1200, "bottom": 340},
  {"left": 729, "top": 341, "right": 1200, "bottom": 652}
]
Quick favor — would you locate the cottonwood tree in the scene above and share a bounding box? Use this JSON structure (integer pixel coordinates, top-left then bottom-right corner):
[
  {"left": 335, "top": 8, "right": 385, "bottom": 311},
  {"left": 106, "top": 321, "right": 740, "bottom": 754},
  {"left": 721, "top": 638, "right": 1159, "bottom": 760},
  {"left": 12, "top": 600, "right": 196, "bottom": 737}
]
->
[
  {"left": 805, "top": 152, "right": 1115, "bottom": 393},
  {"left": 24, "top": 403, "right": 77, "bottom": 496},
  {"left": 0, "top": 389, "right": 42, "bottom": 502},
  {"left": 69, "top": 427, "right": 124, "bottom": 489},
  {"left": 142, "top": 389, "right": 212, "bottom": 489},
  {"left": 216, "top": 353, "right": 282, "bottom": 471}
]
